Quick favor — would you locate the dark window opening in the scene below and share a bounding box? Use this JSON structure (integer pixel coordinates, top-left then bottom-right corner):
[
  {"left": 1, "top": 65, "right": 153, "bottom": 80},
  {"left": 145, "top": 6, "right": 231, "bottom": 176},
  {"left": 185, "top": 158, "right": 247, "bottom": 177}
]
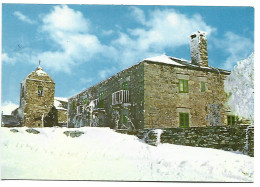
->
[
  {"left": 72, "top": 101, "right": 76, "bottom": 110},
  {"left": 99, "top": 92, "right": 104, "bottom": 108},
  {"left": 122, "top": 82, "right": 128, "bottom": 90},
  {"left": 99, "top": 118, "right": 103, "bottom": 126},
  {"left": 179, "top": 113, "right": 189, "bottom": 128},
  {"left": 77, "top": 105, "right": 83, "bottom": 115},
  {"left": 83, "top": 98, "right": 88, "bottom": 105},
  {"left": 122, "top": 114, "right": 128, "bottom": 124},
  {"left": 227, "top": 115, "right": 237, "bottom": 126},
  {"left": 38, "top": 85, "right": 44, "bottom": 96}
]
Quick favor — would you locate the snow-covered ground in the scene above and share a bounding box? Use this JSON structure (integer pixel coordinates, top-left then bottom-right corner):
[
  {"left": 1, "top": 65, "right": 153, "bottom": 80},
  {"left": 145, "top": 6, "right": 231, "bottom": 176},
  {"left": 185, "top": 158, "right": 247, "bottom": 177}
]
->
[{"left": 1, "top": 127, "right": 254, "bottom": 182}]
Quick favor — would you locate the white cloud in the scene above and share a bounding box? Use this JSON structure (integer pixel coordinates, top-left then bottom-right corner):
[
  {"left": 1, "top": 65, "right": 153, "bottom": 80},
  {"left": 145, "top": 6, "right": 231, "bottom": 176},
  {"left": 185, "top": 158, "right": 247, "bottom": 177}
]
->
[
  {"left": 129, "top": 6, "right": 146, "bottom": 24},
  {"left": 37, "top": 6, "right": 216, "bottom": 71},
  {"left": 213, "top": 32, "right": 253, "bottom": 70},
  {"left": 5, "top": 5, "right": 117, "bottom": 74},
  {"left": 35, "top": 5, "right": 104, "bottom": 73},
  {"left": 5, "top": 6, "right": 217, "bottom": 73},
  {"left": 1, "top": 101, "right": 19, "bottom": 115},
  {"left": 2, "top": 53, "right": 17, "bottom": 64},
  {"left": 42, "top": 5, "right": 89, "bottom": 34},
  {"left": 112, "top": 8, "right": 216, "bottom": 67},
  {"left": 13, "top": 11, "right": 34, "bottom": 24},
  {"left": 102, "top": 30, "right": 115, "bottom": 36}
]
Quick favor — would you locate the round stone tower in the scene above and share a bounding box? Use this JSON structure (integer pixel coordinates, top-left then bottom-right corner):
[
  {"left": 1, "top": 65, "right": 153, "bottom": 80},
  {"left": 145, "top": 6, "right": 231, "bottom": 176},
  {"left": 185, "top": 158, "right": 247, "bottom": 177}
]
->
[{"left": 19, "top": 63, "right": 55, "bottom": 127}]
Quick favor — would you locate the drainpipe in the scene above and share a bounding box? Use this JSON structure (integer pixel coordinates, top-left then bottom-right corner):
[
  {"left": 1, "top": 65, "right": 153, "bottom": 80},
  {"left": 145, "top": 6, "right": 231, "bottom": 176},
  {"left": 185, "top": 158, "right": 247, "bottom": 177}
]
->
[{"left": 41, "top": 113, "right": 45, "bottom": 127}]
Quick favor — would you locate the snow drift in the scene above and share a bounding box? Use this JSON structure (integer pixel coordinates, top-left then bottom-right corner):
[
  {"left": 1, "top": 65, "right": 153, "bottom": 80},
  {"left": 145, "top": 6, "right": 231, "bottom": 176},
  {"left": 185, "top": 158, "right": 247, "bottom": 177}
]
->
[{"left": 1, "top": 127, "right": 254, "bottom": 182}]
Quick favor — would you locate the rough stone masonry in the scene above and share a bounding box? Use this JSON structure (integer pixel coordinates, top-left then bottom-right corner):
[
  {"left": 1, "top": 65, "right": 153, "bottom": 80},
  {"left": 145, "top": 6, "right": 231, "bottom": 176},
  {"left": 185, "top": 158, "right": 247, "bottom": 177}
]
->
[{"left": 68, "top": 31, "right": 232, "bottom": 129}]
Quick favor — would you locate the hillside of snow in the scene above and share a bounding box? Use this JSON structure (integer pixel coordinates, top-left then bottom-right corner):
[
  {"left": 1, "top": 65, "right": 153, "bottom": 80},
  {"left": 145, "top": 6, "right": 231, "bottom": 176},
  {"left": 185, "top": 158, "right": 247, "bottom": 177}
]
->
[{"left": 1, "top": 127, "right": 254, "bottom": 182}]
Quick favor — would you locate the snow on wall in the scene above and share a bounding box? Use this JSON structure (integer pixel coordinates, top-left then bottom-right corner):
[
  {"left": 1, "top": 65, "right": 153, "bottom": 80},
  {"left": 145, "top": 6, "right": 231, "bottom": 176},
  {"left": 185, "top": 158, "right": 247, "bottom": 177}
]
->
[
  {"left": 190, "top": 31, "right": 208, "bottom": 66},
  {"left": 224, "top": 53, "right": 254, "bottom": 123},
  {"left": 190, "top": 33, "right": 200, "bottom": 64}
]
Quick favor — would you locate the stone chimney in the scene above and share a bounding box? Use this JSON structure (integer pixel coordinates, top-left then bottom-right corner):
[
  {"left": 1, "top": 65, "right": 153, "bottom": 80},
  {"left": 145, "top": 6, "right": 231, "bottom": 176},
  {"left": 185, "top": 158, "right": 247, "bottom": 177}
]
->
[{"left": 190, "top": 31, "right": 208, "bottom": 67}]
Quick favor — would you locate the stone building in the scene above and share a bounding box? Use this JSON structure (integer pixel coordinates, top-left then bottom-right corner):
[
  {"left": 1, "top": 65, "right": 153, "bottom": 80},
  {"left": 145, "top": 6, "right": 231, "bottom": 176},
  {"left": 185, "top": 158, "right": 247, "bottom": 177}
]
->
[
  {"left": 5, "top": 64, "right": 68, "bottom": 127},
  {"left": 68, "top": 31, "right": 233, "bottom": 130}
]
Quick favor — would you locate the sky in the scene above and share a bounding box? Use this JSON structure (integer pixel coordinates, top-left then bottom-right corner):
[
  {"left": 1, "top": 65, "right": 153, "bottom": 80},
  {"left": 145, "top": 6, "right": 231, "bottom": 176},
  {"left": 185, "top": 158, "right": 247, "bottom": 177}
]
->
[{"left": 1, "top": 4, "right": 254, "bottom": 114}]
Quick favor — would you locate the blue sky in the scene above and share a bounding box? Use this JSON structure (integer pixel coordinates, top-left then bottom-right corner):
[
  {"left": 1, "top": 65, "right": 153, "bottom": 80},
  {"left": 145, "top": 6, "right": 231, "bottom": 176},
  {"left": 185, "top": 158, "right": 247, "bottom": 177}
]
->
[{"left": 1, "top": 4, "right": 254, "bottom": 112}]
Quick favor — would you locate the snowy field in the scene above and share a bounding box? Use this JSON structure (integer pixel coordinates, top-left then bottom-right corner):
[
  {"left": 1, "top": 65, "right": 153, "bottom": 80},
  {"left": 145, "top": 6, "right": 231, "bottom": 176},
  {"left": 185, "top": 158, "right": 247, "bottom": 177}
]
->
[{"left": 1, "top": 127, "right": 254, "bottom": 182}]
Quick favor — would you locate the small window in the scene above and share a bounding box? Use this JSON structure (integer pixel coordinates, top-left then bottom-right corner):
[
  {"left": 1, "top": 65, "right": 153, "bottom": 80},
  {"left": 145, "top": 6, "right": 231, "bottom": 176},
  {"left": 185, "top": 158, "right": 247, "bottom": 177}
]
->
[
  {"left": 99, "top": 92, "right": 104, "bottom": 100},
  {"left": 122, "top": 114, "right": 128, "bottom": 124},
  {"left": 179, "top": 113, "right": 189, "bottom": 127},
  {"left": 122, "top": 82, "right": 128, "bottom": 90},
  {"left": 99, "top": 118, "right": 103, "bottom": 126},
  {"left": 227, "top": 115, "right": 237, "bottom": 126},
  {"left": 201, "top": 82, "right": 206, "bottom": 92},
  {"left": 83, "top": 98, "right": 88, "bottom": 105},
  {"left": 77, "top": 105, "right": 83, "bottom": 115},
  {"left": 179, "top": 79, "right": 189, "bottom": 93},
  {"left": 72, "top": 101, "right": 76, "bottom": 110},
  {"left": 38, "top": 85, "right": 44, "bottom": 96},
  {"left": 99, "top": 92, "right": 104, "bottom": 108}
]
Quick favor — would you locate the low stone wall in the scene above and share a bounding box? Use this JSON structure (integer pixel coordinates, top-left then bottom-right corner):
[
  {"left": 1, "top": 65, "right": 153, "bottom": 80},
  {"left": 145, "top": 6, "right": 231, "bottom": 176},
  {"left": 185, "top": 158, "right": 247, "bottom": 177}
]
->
[{"left": 116, "top": 125, "right": 254, "bottom": 157}]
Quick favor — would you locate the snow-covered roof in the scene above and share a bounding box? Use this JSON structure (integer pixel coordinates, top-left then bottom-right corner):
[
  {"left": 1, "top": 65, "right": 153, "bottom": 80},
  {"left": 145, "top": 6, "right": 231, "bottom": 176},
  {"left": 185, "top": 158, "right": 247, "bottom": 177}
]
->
[
  {"left": 144, "top": 54, "right": 186, "bottom": 67},
  {"left": 55, "top": 97, "right": 68, "bottom": 102},
  {"left": 69, "top": 54, "right": 230, "bottom": 99},
  {"left": 1, "top": 115, "right": 20, "bottom": 126},
  {"left": 190, "top": 30, "right": 207, "bottom": 37},
  {"left": 23, "top": 65, "right": 54, "bottom": 83},
  {"left": 144, "top": 54, "right": 230, "bottom": 74},
  {"left": 35, "top": 66, "right": 48, "bottom": 76},
  {"left": 54, "top": 97, "right": 68, "bottom": 111}
]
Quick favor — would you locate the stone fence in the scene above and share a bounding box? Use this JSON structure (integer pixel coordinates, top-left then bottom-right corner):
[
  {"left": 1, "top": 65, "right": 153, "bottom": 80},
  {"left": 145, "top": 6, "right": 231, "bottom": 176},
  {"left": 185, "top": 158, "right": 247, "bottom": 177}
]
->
[{"left": 116, "top": 125, "right": 254, "bottom": 157}]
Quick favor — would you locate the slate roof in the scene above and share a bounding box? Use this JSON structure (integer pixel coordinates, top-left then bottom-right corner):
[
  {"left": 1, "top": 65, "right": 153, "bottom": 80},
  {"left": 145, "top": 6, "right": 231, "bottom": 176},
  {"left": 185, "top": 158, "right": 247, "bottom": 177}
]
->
[
  {"left": 70, "top": 54, "right": 230, "bottom": 99},
  {"left": 144, "top": 54, "right": 231, "bottom": 75},
  {"left": 1, "top": 115, "right": 20, "bottom": 127}
]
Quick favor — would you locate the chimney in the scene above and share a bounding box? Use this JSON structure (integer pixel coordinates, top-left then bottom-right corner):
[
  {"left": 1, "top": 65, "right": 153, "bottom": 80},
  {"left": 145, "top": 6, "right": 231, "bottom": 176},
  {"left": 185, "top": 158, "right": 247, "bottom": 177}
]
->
[{"left": 190, "top": 31, "right": 208, "bottom": 67}]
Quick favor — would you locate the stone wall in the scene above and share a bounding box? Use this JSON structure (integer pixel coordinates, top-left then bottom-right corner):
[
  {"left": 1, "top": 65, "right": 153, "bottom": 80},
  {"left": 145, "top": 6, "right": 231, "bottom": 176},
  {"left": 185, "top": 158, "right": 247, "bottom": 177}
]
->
[
  {"left": 68, "top": 63, "right": 145, "bottom": 129},
  {"left": 143, "top": 62, "right": 230, "bottom": 129},
  {"left": 117, "top": 125, "right": 254, "bottom": 157},
  {"left": 23, "top": 77, "right": 55, "bottom": 127},
  {"left": 57, "top": 110, "right": 68, "bottom": 126}
]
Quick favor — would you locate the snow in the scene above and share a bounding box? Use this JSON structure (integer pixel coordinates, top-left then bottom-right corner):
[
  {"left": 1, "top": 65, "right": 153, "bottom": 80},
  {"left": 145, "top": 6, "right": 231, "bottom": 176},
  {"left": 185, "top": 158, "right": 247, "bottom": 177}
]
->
[
  {"left": 54, "top": 97, "right": 68, "bottom": 102},
  {"left": 1, "top": 101, "right": 19, "bottom": 115},
  {"left": 54, "top": 97, "right": 68, "bottom": 110},
  {"left": 35, "top": 69, "right": 48, "bottom": 76},
  {"left": 224, "top": 53, "right": 254, "bottom": 123},
  {"left": 144, "top": 54, "right": 186, "bottom": 66},
  {"left": 34, "top": 66, "right": 48, "bottom": 76},
  {"left": 1, "top": 127, "right": 254, "bottom": 181}
]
